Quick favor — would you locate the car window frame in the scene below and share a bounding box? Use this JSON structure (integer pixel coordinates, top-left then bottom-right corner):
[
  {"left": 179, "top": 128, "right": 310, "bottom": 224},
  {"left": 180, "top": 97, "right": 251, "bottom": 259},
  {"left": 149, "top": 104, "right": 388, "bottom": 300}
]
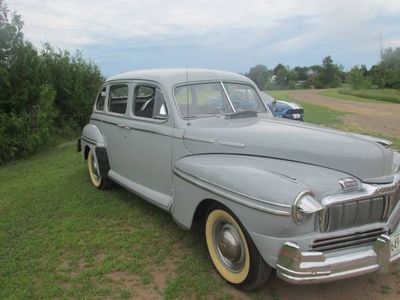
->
[
  {"left": 172, "top": 80, "right": 269, "bottom": 120},
  {"left": 93, "top": 85, "right": 108, "bottom": 112},
  {"left": 128, "top": 81, "right": 170, "bottom": 124},
  {"left": 106, "top": 83, "right": 130, "bottom": 115}
]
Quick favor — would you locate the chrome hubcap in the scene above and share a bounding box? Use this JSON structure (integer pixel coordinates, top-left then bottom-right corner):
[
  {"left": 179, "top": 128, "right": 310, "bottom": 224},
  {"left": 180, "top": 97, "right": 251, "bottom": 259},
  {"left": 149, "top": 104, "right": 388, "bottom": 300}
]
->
[{"left": 213, "top": 221, "right": 245, "bottom": 272}]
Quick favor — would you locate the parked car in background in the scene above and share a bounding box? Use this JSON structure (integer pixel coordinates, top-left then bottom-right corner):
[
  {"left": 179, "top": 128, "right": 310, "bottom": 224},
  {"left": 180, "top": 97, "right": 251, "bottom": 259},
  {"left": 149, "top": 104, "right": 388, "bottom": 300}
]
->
[
  {"left": 261, "top": 91, "right": 304, "bottom": 121},
  {"left": 79, "top": 69, "right": 400, "bottom": 291}
]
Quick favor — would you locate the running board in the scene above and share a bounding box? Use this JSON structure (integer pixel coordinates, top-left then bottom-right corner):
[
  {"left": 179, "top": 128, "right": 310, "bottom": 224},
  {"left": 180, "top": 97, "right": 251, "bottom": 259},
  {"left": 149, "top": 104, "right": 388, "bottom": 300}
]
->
[{"left": 108, "top": 170, "right": 172, "bottom": 211}]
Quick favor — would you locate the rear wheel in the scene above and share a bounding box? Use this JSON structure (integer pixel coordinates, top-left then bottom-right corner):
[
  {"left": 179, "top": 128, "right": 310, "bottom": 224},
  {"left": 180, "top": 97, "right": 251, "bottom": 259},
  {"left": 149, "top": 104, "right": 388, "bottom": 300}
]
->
[
  {"left": 205, "top": 206, "right": 271, "bottom": 290},
  {"left": 88, "top": 150, "right": 113, "bottom": 190}
]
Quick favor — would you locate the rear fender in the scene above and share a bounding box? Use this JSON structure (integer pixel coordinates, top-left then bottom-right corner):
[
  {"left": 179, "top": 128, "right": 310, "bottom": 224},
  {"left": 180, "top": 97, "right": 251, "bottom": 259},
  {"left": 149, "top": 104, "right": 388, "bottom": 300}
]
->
[{"left": 80, "top": 124, "right": 110, "bottom": 177}]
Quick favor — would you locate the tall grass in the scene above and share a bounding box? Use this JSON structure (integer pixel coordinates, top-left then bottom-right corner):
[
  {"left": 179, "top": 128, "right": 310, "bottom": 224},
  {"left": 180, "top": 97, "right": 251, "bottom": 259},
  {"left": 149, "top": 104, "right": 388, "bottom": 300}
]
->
[{"left": 338, "top": 88, "right": 400, "bottom": 104}]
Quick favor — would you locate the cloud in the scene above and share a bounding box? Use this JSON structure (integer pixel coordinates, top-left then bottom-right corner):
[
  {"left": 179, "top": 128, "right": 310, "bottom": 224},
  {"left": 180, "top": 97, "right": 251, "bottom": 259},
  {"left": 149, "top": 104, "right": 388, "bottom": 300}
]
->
[
  {"left": 7, "top": 0, "right": 397, "bottom": 48},
  {"left": 6, "top": 0, "right": 400, "bottom": 73}
]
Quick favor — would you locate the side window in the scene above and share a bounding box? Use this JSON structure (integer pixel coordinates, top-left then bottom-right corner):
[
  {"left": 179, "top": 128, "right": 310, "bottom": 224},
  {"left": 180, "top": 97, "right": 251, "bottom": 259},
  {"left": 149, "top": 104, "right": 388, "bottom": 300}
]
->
[
  {"left": 133, "top": 85, "right": 168, "bottom": 119},
  {"left": 109, "top": 84, "right": 128, "bottom": 114},
  {"left": 96, "top": 87, "right": 106, "bottom": 111}
]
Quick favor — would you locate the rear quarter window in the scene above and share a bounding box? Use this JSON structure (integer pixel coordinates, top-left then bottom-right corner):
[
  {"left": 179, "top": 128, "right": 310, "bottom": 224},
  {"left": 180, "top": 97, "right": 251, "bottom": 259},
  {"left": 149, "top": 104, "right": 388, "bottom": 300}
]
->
[{"left": 96, "top": 87, "right": 106, "bottom": 111}]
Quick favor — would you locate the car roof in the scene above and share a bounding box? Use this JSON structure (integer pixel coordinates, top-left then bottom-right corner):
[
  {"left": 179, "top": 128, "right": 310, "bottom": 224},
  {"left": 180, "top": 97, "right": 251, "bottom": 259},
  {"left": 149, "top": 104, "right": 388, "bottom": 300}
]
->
[{"left": 105, "top": 68, "right": 254, "bottom": 87}]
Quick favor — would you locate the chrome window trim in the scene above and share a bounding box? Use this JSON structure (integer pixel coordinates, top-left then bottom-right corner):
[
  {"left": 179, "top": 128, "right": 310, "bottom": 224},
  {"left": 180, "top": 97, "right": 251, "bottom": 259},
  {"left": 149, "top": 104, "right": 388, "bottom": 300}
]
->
[
  {"left": 220, "top": 81, "right": 236, "bottom": 113},
  {"left": 130, "top": 82, "right": 170, "bottom": 123}
]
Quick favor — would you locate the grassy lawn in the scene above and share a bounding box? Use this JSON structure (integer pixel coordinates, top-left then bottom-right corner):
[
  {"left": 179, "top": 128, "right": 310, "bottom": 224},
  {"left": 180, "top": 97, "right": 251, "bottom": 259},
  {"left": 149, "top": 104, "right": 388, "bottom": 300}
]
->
[
  {"left": 0, "top": 143, "right": 228, "bottom": 299},
  {"left": 319, "top": 89, "right": 381, "bottom": 103},
  {"left": 319, "top": 88, "right": 400, "bottom": 104}
]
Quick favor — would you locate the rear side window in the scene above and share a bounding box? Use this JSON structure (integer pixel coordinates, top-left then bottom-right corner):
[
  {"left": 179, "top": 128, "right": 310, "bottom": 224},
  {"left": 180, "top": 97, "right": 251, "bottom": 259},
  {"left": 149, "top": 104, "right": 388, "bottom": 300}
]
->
[
  {"left": 133, "top": 85, "right": 168, "bottom": 119},
  {"left": 96, "top": 87, "right": 106, "bottom": 111},
  {"left": 109, "top": 84, "right": 128, "bottom": 114}
]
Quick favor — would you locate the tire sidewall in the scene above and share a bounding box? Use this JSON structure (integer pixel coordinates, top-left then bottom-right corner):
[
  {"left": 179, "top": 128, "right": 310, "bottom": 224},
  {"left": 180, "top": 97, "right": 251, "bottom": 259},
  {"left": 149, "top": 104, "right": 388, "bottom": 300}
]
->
[{"left": 88, "top": 150, "right": 102, "bottom": 188}]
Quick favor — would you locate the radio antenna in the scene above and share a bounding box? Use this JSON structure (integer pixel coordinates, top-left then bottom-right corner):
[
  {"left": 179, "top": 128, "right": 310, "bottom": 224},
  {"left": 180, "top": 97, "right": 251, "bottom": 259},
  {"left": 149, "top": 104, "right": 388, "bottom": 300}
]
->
[{"left": 186, "top": 67, "right": 190, "bottom": 125}]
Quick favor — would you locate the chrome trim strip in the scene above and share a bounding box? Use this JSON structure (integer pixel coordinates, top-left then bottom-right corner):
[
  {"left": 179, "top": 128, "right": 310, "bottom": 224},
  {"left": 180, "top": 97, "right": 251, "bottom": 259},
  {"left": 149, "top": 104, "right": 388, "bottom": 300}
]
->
[
  {"left": 81, "top": 136, "right": 97, "bottom": 146},
  {"left": 218, "top": 140, "right": 246, "bottom": 148},
  {"left": 174, "top": 167, "right": 291, "bottom": 215},
  {"left": 93, "top": 110, "right": 169, "bottom": 124},
  {"left": 184, "top": 135, "right": 215, "bottom": 143},
  {"left": 90, "top": 117, "right": 174, "bottom": 138}
]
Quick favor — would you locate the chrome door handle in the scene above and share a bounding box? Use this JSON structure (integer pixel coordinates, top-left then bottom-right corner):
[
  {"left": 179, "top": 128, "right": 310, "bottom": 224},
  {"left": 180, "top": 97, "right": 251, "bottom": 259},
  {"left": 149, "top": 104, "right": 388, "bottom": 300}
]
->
[{"left": 117, "top": 124, "right": 130, "bottom": 130}]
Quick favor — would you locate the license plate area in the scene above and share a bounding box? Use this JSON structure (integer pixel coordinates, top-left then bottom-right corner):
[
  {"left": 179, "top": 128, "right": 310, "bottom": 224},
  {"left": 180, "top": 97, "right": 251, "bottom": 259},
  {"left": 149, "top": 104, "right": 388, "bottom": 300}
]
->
[{"left": 391, "top": 231, "right": 400, "bottom": 256}]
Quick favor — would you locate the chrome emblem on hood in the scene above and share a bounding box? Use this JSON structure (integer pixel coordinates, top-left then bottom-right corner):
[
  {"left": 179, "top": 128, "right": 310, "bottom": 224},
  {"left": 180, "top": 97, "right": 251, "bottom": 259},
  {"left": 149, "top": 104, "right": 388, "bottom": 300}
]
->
[
  {"left": 218, "top": 140, "right": 246, "bottom": 148},
  {"left": 339, "top": 177, "right": 358, "bottom": 192}
]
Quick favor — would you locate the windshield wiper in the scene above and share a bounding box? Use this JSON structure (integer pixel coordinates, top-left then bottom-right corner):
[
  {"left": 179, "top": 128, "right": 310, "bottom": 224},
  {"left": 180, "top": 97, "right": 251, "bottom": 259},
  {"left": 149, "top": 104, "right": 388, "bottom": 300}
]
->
[{"left": 224, "top": 111, "right": 258, "bottom": 119}]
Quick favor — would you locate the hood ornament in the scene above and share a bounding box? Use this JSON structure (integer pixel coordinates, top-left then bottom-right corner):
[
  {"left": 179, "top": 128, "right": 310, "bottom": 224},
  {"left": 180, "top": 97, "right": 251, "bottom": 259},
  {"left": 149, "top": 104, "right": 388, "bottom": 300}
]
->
[{"left": 338, "top": 177, "right": 358, "bottom": 192}]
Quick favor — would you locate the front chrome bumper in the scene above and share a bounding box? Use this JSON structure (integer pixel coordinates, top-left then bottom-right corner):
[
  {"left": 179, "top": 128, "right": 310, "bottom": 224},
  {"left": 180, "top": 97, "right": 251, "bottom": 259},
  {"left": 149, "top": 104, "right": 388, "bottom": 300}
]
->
[{"left": 276, "top": 233, "right": 400, "bottom": 284}]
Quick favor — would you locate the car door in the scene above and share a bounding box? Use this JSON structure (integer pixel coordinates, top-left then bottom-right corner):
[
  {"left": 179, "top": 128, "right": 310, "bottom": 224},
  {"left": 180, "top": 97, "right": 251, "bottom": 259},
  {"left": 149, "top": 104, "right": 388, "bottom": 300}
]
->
[
  {"left": 95, "top": 82, "right": 133, "bottom": 176},
  {"left": 110, "top": 82, "right": 173, "bottom": 208}
]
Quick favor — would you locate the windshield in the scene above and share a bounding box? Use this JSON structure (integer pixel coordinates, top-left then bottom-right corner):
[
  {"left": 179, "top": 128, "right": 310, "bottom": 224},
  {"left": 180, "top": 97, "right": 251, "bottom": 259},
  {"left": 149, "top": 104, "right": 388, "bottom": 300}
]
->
[
  {"left": 174, "top": 82, "right": 266, "bottom": 118},
  {"left": 224, "top": 83, "right": 266, "bottom": 113}
]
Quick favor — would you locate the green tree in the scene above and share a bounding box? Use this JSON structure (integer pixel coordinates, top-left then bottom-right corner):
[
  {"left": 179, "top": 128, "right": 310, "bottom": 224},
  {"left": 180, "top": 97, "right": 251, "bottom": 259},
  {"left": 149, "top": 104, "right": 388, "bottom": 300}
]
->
[
  {"left": 245, "top": 64, "right": 271, "bottom": 89},
  {"left": 313, "top": 56, "right": 342, "bottom": 88},
  {"left": 0, "top": 0, "right": 103, "bottom": 163},
  {"left": 368, "top": 48, "right": 400, "bottom": 89},
  {"left": 347, "top": 66, "right": 370, "bottom": 90}
]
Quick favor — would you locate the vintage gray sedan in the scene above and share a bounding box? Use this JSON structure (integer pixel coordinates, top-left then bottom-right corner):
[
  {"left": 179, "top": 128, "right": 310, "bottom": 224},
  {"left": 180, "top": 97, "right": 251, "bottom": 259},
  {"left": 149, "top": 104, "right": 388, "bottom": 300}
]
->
[{"left": 78, "top": 69, "right": 400, "bottom": 290}]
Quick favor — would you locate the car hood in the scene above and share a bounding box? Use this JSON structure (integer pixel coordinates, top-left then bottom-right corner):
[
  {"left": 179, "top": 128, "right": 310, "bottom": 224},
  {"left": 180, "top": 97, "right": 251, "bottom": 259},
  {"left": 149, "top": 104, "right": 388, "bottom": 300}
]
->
[{"left": 182, "top": 116, "right": 394, "bottom": 181}]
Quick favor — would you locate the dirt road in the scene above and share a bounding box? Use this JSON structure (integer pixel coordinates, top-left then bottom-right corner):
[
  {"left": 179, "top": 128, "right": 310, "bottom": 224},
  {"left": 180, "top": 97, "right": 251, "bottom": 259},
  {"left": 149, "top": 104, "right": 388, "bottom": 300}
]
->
[{"left": 288, "top": 89, "right": 400, "bottom": 138}]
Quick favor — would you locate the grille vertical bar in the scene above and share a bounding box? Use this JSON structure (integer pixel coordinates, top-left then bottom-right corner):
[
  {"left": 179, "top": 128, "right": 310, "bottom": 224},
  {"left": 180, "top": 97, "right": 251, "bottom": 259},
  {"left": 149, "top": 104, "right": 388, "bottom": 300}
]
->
[{"left": 321, "top": 196, "right": 389, "bottom": 232}]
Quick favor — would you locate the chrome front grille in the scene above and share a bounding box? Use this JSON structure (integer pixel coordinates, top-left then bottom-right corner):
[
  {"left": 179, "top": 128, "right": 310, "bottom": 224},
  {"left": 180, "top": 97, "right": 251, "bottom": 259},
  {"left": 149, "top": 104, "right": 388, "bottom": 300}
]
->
[
  {"left": 388, "top": 188, "right": 400, "bottom": 231},
  {"left": 311, "top": 227, "right": 386, "bottom": 252},
  {"left": 320, "top": 196, "right": 391, "bottom": 232}
]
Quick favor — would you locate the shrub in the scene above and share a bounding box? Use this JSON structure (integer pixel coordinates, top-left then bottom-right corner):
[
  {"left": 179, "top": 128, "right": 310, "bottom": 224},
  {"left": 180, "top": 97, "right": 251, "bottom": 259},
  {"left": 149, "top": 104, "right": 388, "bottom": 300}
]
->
[{"left": 0, "top": 1, "right": 103, "bottom": 163}]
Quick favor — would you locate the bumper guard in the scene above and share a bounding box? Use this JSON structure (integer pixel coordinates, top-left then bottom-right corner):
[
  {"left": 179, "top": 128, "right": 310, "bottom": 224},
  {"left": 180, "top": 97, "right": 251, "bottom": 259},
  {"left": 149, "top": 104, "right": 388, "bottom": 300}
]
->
[{"left": 277, "top": 234, "right": 400, "bottom": 284}]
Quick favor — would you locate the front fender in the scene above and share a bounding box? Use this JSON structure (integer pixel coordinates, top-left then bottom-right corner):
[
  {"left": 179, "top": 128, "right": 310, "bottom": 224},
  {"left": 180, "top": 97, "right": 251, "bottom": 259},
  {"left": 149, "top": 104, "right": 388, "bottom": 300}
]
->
[
  {"left": 171, "top": 154, "right": 356, "bottom": 232},
  {"left": 171, "top": 154, "right": 363, "bottom": 268},
  {"left": 174, "top": 154, "right": 305, "bottom": 210}
]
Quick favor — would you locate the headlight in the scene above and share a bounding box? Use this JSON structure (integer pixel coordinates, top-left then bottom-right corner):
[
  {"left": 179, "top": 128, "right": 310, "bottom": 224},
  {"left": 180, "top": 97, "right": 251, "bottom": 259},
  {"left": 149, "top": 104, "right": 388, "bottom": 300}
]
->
[{"left": 291, "top": 190, "right": 323, "bottom": 224}]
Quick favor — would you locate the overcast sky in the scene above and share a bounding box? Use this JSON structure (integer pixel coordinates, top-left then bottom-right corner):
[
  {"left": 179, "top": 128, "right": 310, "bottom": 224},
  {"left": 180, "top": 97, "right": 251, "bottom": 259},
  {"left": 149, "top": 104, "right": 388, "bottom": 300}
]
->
[{"left": 7, "top": 0, "right": 400, "bottom": 76}]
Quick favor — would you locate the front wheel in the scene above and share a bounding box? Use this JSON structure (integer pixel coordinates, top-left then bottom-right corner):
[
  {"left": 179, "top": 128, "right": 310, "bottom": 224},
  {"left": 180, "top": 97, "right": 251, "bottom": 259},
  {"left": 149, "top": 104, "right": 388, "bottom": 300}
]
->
[
  {"left": 205, "top": 206, "right": 271, "bottom": 290},
  {"left": 87, "top": 150, "right": 113, "bottom": 190}
]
